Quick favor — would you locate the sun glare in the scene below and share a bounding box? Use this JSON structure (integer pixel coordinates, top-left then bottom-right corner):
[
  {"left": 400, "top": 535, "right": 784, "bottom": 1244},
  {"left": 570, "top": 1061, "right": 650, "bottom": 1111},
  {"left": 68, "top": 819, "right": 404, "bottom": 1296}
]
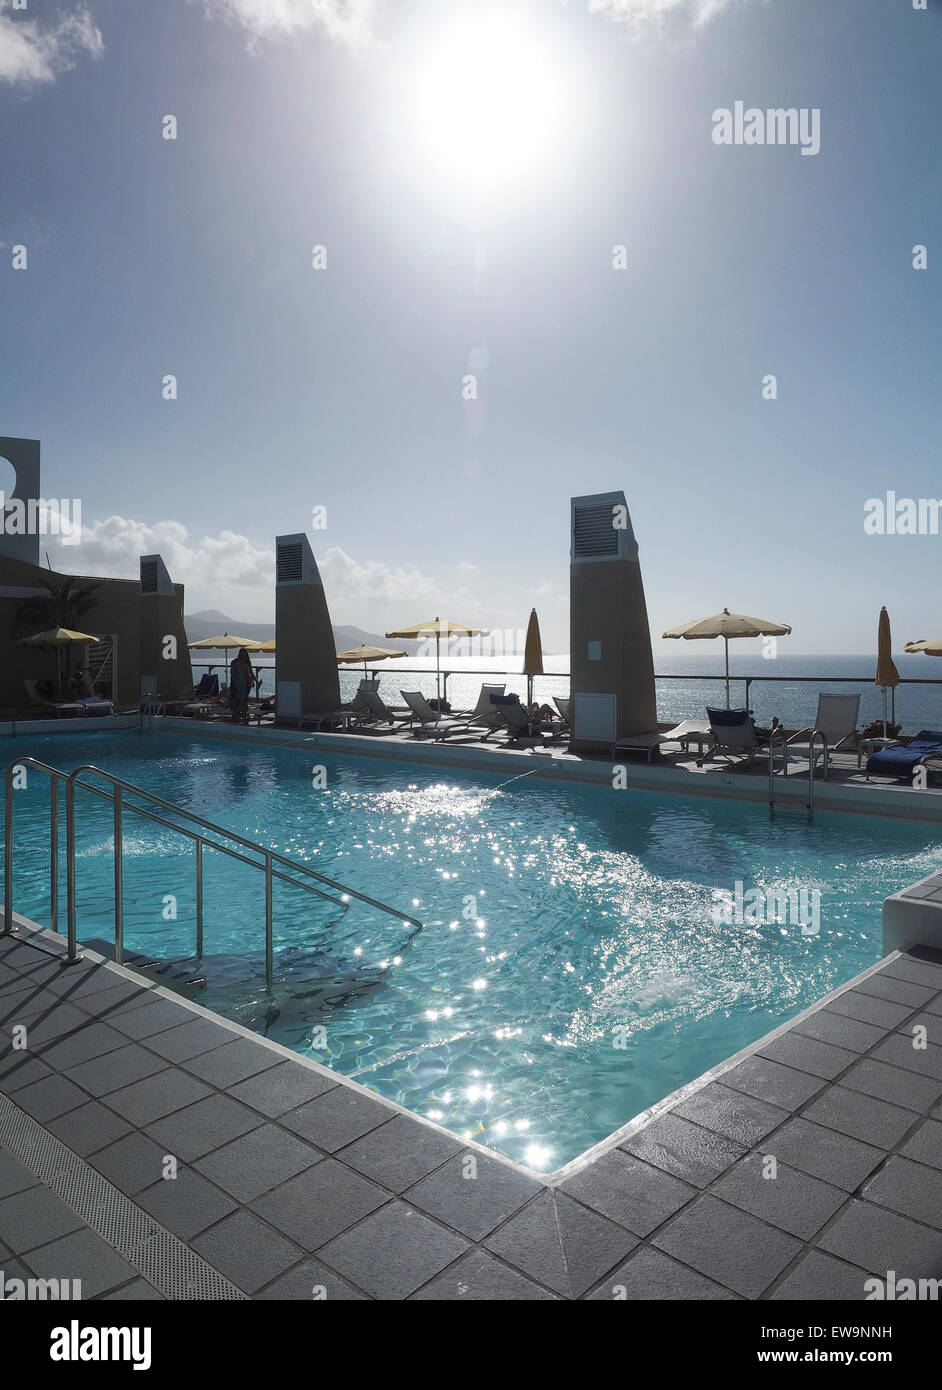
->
[{"left": 413, "top": 13, "right": 563, "bottom": 198}]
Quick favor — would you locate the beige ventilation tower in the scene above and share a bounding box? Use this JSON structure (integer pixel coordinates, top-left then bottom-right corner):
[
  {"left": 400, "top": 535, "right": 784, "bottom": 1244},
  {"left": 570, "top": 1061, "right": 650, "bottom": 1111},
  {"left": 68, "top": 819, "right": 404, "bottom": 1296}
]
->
[
  {"left": 569, "top": 491, "right": 657, "bottom": 751},
  {"left": 275, "top": 533, "right": 339, "bottom": 725}
]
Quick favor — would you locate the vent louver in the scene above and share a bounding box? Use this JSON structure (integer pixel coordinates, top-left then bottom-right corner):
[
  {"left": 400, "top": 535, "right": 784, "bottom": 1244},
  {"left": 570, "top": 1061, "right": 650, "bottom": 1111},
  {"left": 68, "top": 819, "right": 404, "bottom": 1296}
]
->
[
  {"left": 277, "top": 542, "right": 303, "bottom": 583},
  {"left": 573, "top": 505, "right": 619, "bottom": 557},
  {"left": 140, "top": 560, "right": 159, "bottom": 594}
]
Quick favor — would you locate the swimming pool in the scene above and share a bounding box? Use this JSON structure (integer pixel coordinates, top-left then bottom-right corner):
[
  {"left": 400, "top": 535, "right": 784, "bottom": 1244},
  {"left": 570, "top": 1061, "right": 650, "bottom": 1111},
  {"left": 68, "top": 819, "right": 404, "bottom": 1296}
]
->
[{"left": 3, "top": 730, "right": 940, "bottom": 1169}]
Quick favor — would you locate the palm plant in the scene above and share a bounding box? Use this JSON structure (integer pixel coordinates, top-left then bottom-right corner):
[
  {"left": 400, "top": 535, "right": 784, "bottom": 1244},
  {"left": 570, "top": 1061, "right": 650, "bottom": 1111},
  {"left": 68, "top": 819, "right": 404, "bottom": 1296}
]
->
[{"left": 15, "top": 576, "right": 101, "bottom": 695}]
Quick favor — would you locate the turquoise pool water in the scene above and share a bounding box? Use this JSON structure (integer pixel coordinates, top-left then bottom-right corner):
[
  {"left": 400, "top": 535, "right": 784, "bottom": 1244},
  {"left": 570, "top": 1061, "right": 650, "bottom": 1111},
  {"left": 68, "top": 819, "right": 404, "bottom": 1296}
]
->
[{"left": 3, "top": 730, "right": 940, "bottom": 1169}]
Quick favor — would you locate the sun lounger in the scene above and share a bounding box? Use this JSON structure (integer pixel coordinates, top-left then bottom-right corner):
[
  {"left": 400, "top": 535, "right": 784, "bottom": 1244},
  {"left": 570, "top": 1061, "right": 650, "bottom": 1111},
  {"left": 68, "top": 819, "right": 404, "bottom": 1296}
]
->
[
  {"left": 24, "top": 679, "right": 88, "bottom": 719},
  {"left": 300, "top": 680, "right": 379, "bottom": 731},
  {"left": 489, "top": 693, "right": 564, "bottom": 745},
  {"left": 437, "top": 683, "right": 507, "bottom": 740},
  {"left": 786, "top": 693, "right": 861, "bottom": 763},
  {"left": 399, "top": 691, "right": 465, "bottom": 736},
  {"left": 358, "top": 687, "right": 415, "bottom": 729},
  {"left": 613, "top": 719, "right": 711, "bottom": 761},
  {"left": 866, "top": 730, "right": 942, "bottom": 781},
  {"left": 698, "top": 708, "right": 768, "bottom": 767}
]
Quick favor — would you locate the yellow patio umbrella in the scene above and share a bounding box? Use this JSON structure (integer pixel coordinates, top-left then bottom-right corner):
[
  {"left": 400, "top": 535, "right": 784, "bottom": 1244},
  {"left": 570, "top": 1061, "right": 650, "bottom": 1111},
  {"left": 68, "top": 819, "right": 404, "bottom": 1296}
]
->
[
  {"left": 662, "top": 607, "right": 792, "bottom": 708},
  {"left": 20, "top": 627, "right": 101, "bottom": 698},
  {"left": 385, "top": 617, "right": 489, "bottom": 702},
  {"left": 336, "top": 644, "right": 406, "bottom": 681},
  {"left": 187, "top": 633, "right": 265, "bottom": 651},
  {"left": 256, "top": 639, "right": 276, "bottom": 653},
  {"left": 875, "top": 607, "right": 900, "bottom": 735},
  {"left": 523, "top": 608, "right": 543, "bottom": 709}
]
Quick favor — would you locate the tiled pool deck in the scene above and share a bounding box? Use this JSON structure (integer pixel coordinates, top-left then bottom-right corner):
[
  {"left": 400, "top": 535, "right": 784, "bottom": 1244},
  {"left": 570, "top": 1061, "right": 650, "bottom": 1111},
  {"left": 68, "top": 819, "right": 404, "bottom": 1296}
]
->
[{"left": 1, "top": 916, "right": 941, "bottom": 1301}]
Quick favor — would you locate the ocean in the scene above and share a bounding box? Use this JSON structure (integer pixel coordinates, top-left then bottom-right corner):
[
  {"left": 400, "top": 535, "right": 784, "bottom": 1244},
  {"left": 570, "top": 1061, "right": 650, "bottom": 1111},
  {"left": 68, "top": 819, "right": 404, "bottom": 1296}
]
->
[{"left": 190, "top": 650, "right": 942, "bottom": 732}]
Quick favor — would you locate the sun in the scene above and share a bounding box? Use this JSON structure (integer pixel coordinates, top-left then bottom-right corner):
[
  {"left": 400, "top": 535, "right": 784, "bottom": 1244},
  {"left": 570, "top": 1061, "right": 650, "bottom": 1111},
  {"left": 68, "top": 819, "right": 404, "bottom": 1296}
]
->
[{"left": 412, "top": 12, "right": 563, "bottom": 199}]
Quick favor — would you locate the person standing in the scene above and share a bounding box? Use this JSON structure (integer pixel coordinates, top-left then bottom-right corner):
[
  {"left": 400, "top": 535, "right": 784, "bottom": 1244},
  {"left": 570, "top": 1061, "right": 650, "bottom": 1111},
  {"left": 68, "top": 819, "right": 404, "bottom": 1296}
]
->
[{"left": 229, "top": 648, "right": 252, "bottom": 724}]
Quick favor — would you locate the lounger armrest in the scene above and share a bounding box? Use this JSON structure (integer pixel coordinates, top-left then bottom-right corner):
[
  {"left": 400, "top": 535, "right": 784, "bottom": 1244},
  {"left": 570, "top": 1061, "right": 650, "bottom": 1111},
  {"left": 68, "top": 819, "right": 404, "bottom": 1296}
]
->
[{"left": 785, "top": 727, "right": 813, "bottom": 744}]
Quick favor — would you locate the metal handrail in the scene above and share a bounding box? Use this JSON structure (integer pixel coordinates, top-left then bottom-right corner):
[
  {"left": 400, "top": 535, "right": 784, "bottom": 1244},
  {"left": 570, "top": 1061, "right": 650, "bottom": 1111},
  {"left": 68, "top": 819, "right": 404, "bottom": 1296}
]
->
[
  {"left": 3, "top": 757, "right": 423, "bottom": 990},
  {"left": 767, "top": 726, "right": 788, "bottom": 807},
  {"left": 807, "top": 730, "right": 829, "bottom": 816}
]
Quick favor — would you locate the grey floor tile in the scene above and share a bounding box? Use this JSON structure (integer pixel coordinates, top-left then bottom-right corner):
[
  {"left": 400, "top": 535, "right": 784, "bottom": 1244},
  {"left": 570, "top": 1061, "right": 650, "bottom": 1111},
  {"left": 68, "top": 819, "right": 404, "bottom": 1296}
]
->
[
  {"left": 854, "top": 974, "right": 937, "bottom": 1009},
  {"left": 229, "top": 1061, "right": 337, "bottom": 1118},
  {"left": 792, "top": 1010, "right": 888, "bottom": 1053},
  {"left": 770, "top": 1250, "right": 873, "bottom": 1301},
  {"left": 825, "top": 990, "right": 914, "bottom": 1030},
  {"left": 841, "top": 1058, "right": 942, "bottom": 1112},
  {"left": 412, "top": 1248, "right": 559, "bottom": 1301},
  {"left": 89, "top": 1131, "right": 171, "bottom": 1195},
  {"left": 719, "top": 1055, "right": 825, "bottom": 1112},
  {"left": 103, "top": 1069, "right": 213, "bottom": 1127},
  {"left": 763, "top": 1118, "right": 884, "bottom": 1192},
  {"left": 146, "top": 1093, "right": 264, "bottom": 1163},
  {"left": 902, "top": 1015, "right": 942, "bottom": 1047},
  {"left": 142, "top": 1017, "right": 238, "bottom": 1063},
  {"left": 0, "top": 1186, "right": 83, "bottom": 1253},
  {"left": 319, "top": 1202, "right": 469, "bottom": 1299},
  {"left": 652, "top": 1195, "right": 802, "bottom": 1298},
  {"left": 881, "top": 955, "right": 942, "bottom": 990},
  {"left": 620, "top": 1113, "right": 745, "bottom": 1187},
  {"left": 405, "top": 1151, "right": 543, "bottom": 1241},
  {"left": 65, "top": 1045, "right": 166, "bottom": 1095},
  {"left": 191, "top": 1211, "right": 303, "bottom": 1295},
  {"left": 279, "top": 1086, "right": 392, "bottom": 1152},
  {"left": 47, "top": 1100, "right": 134, "bottom": 1157},
  {"left": 871, "top": 1034, "right": 942, "bottom": 1082},
  {"left": 250, "top": 1160, "right": 388, "bottom": 1249},
  {"left": 801, "top": 1086, "right": 919, "bottom": 1150},
  {"left": 672, "top": 1083, "right": 788, "bottom": 1147},
  {"left": 338, "top": 1114, "right": 462, "bottom": 1193},
  {"left": 105, "top": 998, "right": 193, "bottom": 1039},
  {"left": 136, "top": 1168, "right": 238, "bottom": 1240},
  {"left": 899, "top": 1119, "right": 942, "bottom": 1170},
  {"left": 37, "top": 1022, "right": 128, "bottom": 1070},
  {"left": 4, "top": 1002, "right": 89, "bottom": 1043},
  {"left": 99, "top": 1277, "right": 165, "bottom": 1300},
  {"left": 183, "top": 1038, "right": 283, "bottom": 1088},
  {"left": 0, "top": 1054, "right": 53, "bottom": 1093},
  {"left": 818, "top": 1199, "right": 942, "bottom": 1277},
  {"left": 560, "top": 1151, "right": 694, "bottom": 1238},
  {"left": 711, "top": 1153, "right": 847, "bottom": 1240},
  {"left": 0, "top": 1152, "right": 39, "bottom": 1199},
  {"left": 584, "top": 1246, "right": 738, "bottom": 1301},
  {"left": 256, "top": 1258, "right": 367, "bottom": 1300},
  {"left": 758, "top": 1032, "right": 857, "bottom": 1081},
  {"left": 484, "top": 1189, "right": 636, "bottom": 1297},
  {"left": 24, "top": 1227, "right": 137, "bottom": 1299},
  {"left": 862, "top": 1156, "right": 942, "bottom": 1230},
  {"left": 194, "top": 1123, "right": 320, "bottom": 1203},
  {"left": 13, "top": 1072, "right": 88, "bottom": 1122}
]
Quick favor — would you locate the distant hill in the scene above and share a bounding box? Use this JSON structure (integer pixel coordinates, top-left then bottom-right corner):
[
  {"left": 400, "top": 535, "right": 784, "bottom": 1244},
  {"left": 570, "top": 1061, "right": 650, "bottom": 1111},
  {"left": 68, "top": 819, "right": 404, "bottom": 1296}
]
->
[{"left": 184, "top": 610, "right": 418, "bottom": 654}]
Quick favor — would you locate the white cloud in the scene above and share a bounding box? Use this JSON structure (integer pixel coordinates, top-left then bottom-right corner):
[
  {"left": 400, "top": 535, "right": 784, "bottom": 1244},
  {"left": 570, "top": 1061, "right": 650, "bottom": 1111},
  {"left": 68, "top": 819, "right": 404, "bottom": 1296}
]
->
[
  {"left": 586, "top": 0, "right": 748, "bottom": 34},
  {"left": 0, "top": 3, "right": 103, "bottom": 86},
  {"left": 198, "top": 0, "right": 381, "bottom": 50},
  {"left": 456, "top": 561, "right": 477, "bottom": 573}
]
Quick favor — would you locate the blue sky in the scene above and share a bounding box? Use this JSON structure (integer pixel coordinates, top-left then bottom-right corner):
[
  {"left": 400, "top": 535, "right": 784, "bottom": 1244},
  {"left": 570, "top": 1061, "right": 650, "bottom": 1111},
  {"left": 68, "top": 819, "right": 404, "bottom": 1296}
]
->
[{"left": 1, "top": 0, "right": 940, "bottom": 653}]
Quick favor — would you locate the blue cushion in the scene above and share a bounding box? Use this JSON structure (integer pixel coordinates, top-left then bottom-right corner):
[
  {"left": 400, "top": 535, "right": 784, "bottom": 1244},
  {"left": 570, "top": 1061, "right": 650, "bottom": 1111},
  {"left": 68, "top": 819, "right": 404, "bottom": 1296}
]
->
[
  {"left": 707, "top": 707, "right": 750, "bottom": 727},
  {"left": 490, "top": 694, "right": 522, "bottom": 707}
]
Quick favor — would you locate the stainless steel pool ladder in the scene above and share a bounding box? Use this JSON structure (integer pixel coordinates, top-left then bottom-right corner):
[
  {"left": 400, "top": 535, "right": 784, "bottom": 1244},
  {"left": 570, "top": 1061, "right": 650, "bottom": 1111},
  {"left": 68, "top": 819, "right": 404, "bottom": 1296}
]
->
[
  {"left": 2, "top": 757, "right": 423, "bottom": 991},
  {"left": 768, "top": 729, "right": 829, "bottom": 817}
]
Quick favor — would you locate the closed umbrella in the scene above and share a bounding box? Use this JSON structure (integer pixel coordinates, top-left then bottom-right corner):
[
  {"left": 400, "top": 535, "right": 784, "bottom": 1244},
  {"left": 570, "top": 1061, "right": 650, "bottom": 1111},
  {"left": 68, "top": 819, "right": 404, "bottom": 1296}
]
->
[
  {"left": 662, "top": 608, "right": 792, "bottom": 708},
  {"left": 20, "top": 627, "right": 101, "bottom": 698},
  {"left": 523, "top": 608, "right": 543, "bottom": 710},
  {"left": 385, "top": 617, "right": 489, "bottom": 703},
  {"left": 875, "top": 607, "right": 900, "bottom": 736}
]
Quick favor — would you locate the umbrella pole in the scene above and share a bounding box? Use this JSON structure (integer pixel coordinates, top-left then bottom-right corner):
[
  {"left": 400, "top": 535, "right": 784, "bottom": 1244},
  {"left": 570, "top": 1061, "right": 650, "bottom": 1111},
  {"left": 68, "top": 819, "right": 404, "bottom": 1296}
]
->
[
  {"left": 436, "top": 634, "right": 441, "bottom": 705},
  {"left": 725, "top": 636, "right": 730, "bottom": 709},
  {"left": 882, "top": 688, "right": 887, "bottom": 739}
]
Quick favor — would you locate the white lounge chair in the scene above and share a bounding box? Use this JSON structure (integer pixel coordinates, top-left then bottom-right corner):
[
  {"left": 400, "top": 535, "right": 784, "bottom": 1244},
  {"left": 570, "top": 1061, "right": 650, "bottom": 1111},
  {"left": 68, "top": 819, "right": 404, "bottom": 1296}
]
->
[
  {"left": 25, "top": 679, "right": 95, "bottom": 718},
  {"left": 400, "top": 691, "right": 463, "bottom": 736},
  {"left": 786, "top": 693, "right": 861, "bottom": 764},
  {"left": 613, "top": 719, "right": 711, "bottom": 761},
  {"left": 301, "top": 679, "right": 379, "bottom": 731},
  {"left": 437, "top": 683, "right": 506, "bottom": 740},
  {"left": 698, "top": 709, "right": 767, "bottom": 767}
]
